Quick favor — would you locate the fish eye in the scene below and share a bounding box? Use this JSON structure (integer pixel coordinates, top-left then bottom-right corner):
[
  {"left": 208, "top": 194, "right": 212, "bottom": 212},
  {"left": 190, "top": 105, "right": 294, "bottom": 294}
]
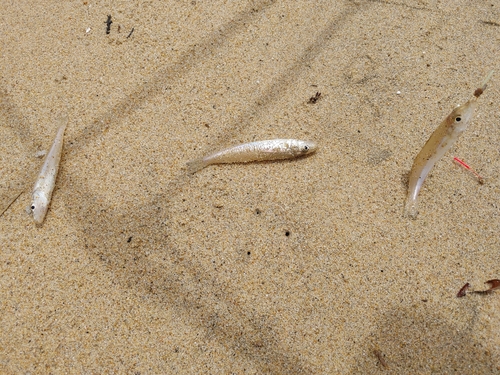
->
[
  {"left": 455, "top": 116, "right": 461, "bottom": 122},
  {"left": 31, "top": 205, "right": 35, "bottom": 210},
  {"left": 304, "top": 145, "right": 309, "bottom": 151}
]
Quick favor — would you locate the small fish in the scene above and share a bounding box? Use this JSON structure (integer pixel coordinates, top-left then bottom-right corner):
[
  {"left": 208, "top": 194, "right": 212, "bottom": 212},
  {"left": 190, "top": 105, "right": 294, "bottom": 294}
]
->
[
  {"left": 404, "top": 71, "right": 493, "bottom": 218},
  {"left": 31, "top": 114, "right": 68, "bottom": 224},
  {"left": 187, "top": 139, "right": 317, "bottom": 173}
]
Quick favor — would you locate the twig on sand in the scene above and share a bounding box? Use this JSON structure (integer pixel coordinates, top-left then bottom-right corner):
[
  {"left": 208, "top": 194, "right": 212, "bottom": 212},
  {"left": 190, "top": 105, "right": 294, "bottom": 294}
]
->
[{"left": 0, "top": 190, "right": 23, "bottom": 218}]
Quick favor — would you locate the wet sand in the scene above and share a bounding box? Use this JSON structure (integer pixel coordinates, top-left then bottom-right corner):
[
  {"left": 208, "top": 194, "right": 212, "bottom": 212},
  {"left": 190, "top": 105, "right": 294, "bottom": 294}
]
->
[{"left": 1, "top": 0, "right": 499, "bottom": 373}]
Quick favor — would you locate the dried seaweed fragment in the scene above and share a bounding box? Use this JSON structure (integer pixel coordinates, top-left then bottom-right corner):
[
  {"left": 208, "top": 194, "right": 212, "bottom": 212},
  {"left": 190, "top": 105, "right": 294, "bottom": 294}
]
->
[
  {"left": 459, "top": 279, "right": 500, "bottom": 297},
  {"left": 457, "top": 282, "right": 470, "bottom": 298},
  {"left": 373, "top": 349, "right": 389, "bottom": 369},
  {"left": 484, "top": 279, "right": 500, "bottom": 292}
]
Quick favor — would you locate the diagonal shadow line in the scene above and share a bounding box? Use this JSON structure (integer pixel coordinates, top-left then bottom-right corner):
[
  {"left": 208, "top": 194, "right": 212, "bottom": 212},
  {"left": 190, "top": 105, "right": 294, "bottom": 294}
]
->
[
  {"left": 361, "top": 0, "right": 434, "bottom": 12},
  {"left": 0, "top": 90, "right": 41, "bottom": 212},
  {"left": 70, "top": 0, "right": 279, "bottom": 153},
  {"left": 204, "top": 4, "right": 362, "bottom": 152},
  {"left": 350, "top": 305, "right": 496, "bottom": 373},
  {"left": 1, "top": 0, "right": 274, "bottom": 199},
  {"left": 0, "top": 90, "right": 35, "bottom": 151},
  {"left": 0, "top": 1, "right": 278, "bottom": 220},
  {"left": 66, "top": 2, "right": 366, "bottom": 373},
  {"left": 78, "top": 192, "right": 310, "bottom": 373}
]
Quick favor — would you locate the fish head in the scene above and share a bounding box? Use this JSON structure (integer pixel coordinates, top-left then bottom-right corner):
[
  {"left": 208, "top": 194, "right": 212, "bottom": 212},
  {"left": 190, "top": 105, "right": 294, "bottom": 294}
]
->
[
  {"left": 294, "top": 140, "right": 318, "bottom": 156},
  {"left": 31, "top": 190, "right": 49, "bottom": 224},
  {"left": 448, "top": 99, "right": 477, "bottom": 133}
]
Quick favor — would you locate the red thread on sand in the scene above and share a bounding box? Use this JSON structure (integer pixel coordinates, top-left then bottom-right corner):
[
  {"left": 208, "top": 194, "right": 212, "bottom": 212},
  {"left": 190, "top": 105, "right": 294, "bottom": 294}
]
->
[{"left": 453, "top": 157, "right": 484, "bottom": 184}]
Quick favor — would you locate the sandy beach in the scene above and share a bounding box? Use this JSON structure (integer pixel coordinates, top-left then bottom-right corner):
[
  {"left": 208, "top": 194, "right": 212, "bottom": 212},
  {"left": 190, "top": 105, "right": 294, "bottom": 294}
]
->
[{"left": 1, "top": 0, "right": 499, "bottom": 373}]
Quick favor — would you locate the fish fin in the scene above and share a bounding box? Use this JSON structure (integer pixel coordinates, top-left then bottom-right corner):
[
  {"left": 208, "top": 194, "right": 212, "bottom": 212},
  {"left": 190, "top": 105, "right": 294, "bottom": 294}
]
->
[{"left": 186, "top": 158, "right": 208, "bottom": 174}]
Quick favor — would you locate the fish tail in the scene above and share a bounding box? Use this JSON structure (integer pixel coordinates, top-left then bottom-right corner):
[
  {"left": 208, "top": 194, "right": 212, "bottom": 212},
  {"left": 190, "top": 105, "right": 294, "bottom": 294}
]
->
[
  {"left": 480, "top": 70, "right": 494, "bottom": 90},
  {"left": 404, "top": 198, "right": 419, "bottom": 219},
  {"left": 56, "top": 113, "right": 69, "bottom": 132},
  {"left": 186, "top": 158, "right": 208, "bottom": 174}
]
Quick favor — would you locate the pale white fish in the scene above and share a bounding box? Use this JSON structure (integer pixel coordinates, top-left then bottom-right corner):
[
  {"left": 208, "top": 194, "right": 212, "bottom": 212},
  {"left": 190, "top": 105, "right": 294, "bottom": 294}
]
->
[
  {"left": 187, "top": 139, "right": 317, "bottom": 173},
  {"left": 31, "top": 114, "right": 68, "bottom": 224},
  {"left": 404, "top": 71, "right": 493, "bottom": 218}
]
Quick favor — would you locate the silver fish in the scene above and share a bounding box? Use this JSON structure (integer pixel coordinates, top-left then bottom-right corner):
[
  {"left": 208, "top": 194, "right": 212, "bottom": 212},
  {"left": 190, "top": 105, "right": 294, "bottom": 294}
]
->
[
  {"left": 404, "top": 71, "right": 493, "bottom": 218},
  {"left": 31, "top": 114, "right": 68, "bottom": 224},
  {"left": 187, "top": 139, "right": 317, "bottom": 173}
]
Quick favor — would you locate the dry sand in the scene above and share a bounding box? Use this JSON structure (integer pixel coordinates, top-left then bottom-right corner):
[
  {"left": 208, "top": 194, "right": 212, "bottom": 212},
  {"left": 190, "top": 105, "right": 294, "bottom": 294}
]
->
[{"left": 1, "top": 0, "right": 499, "bottom": 373}]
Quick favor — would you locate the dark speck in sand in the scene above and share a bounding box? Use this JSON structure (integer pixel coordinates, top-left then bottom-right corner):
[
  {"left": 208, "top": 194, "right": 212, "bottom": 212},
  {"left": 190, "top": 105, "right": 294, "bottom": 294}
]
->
[
  {"left": 105, "top": 15, "right": 112, "bottom": 34},
  {"left": 127, "top": 236, "right": 132, "bottom": 243},
  {"left": 308, "top": 92, "right": 321, "bottom": 104}
]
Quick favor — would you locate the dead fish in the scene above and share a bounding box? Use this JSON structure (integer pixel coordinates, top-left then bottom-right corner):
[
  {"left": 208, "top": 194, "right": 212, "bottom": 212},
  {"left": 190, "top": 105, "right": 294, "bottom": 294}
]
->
[
  {"left": 30, "top": 114, "right": 68, "bottom": 224},
  {"left": 404, "top": 71, "right": 493, "bottom": 218},
  {"left": 187, "top": 139, "right": 317, "bottom": 173}
]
